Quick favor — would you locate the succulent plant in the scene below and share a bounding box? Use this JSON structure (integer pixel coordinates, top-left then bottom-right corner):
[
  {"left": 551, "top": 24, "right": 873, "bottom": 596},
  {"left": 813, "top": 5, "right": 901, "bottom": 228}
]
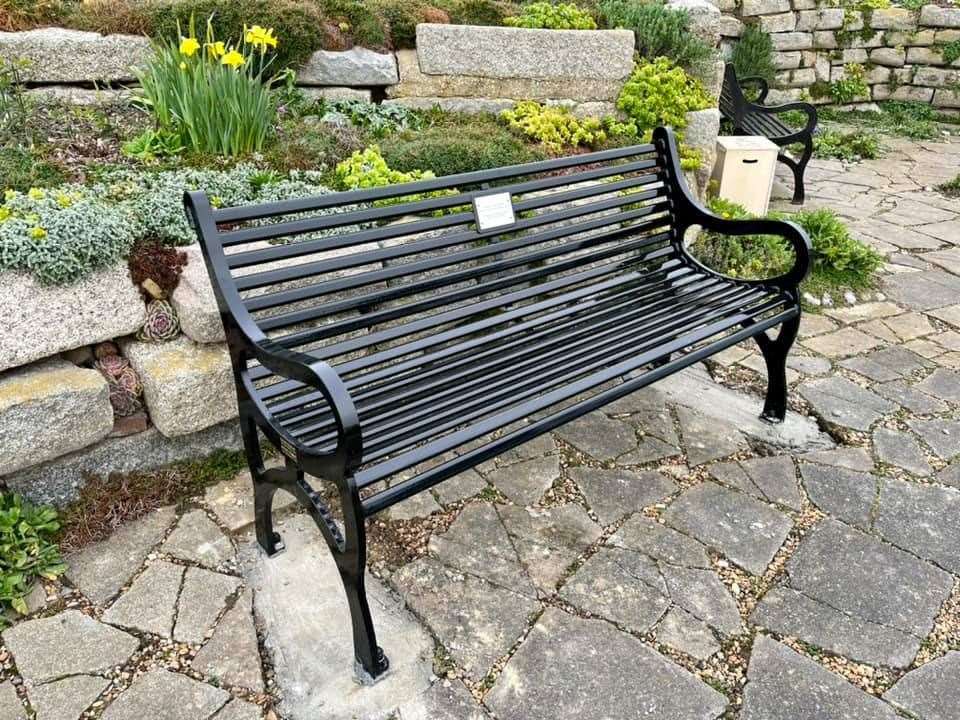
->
[
  {"left": 137, "top": 298, "right": 180, "bottom": 342},
  {"left": 95, "top": 353, "right": 129, "bottom": 379},
  {"left": 108, "top": 380, "right": 144, "bottom": 417},
  {"left": 93, "top": 341, "right": 120, "bottom": 360}
]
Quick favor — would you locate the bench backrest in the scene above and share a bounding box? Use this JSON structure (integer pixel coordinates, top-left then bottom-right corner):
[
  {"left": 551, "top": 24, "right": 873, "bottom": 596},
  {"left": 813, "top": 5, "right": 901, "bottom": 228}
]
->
[
  {"left": 186, "top": 132, "right": 690, "bottom": 370},
  {"left": 719, "top": 63, "right": 743, "bottom": 122}
]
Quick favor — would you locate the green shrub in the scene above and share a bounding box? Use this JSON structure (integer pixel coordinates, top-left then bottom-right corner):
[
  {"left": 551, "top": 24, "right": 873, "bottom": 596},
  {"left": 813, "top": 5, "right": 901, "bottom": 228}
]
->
[
  {"left": 449, "top": 0, "right": 516, "bottom": 25},
  {"left": 0, "top": 0, "right": 70, "bottom": 31},
  {"left": 317, "top": 99, "right": 423, "bottom": 137},
  {"left": 134, "top": 18, "right": 280, "bottom": 157},
  {"left": 938, "top": 174, "right": 960, "bottom": 198},
  {"left": 829, "top": 63, "right": 868, "bottom": 104},
  {"left": 0, "top": 148, "right": 67, "bottom": 192},
  {"left": 380, "top": 116, "right": 547, "bottom": 175},
  {"left": 796, "top": 207, "right": 882, "bottom": 278},
  {"left": 600, "top": 0, "right": 714, "bottom": 78},
  {"left": 812, "top": 129, "right": 880, "bottom": 161},
  {"left": 319, "top": 0, "right": 390, "bottom": 49},
  {"left": 818, "top": 101, "right": 940, "bottom": 140},
  {"left": 265, "top": 117, "right": 368, "bottom": 173},
  {"left": 333, "top": 145, "right": 459, "bottom": 210},
  {"left": 942, "top": 39, "right": 960, "bottom": 66},
  {"left": 371, "top": 0, "right": 451, "bottom": 48},
  {"left": 0, "top": 185, "right": 135, "bottom": 284},
  {"left": 0, "top": 494, "right": 66, "bottom": 617},
  {"left": 730, "top": 25, "right": 776, "bottom": 84},
  {"left": 148, "top": 0, "right": 330, "bottom": 69},
  {"left": 504, "top": 2, "right": 597, "bottom": 29},
  {"left": 0, "top": 57, "right": 30, "bottom": 145},
  {"left": 616, "top": 57, "right": 713, "bottom": 135}
]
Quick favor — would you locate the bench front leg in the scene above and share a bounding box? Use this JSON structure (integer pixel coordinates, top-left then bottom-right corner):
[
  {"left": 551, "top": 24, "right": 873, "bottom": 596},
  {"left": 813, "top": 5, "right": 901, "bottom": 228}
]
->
[{"left": 753, "top": 315, "right": 801, "bottom": 422}]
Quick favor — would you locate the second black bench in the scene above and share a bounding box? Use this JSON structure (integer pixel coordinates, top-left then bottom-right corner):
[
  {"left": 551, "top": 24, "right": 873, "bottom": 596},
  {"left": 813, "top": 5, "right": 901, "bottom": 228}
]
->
[
  {"left": 185, "top": 126, "right": 811, "bottom": 683},
  {"left": 720, "top": 63, "right": 818, "bottom": 204}
]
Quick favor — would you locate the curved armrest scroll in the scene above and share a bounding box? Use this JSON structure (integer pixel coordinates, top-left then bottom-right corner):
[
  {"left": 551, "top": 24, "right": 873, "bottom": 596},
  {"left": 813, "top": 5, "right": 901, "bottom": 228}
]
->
[
  {"left": 739, "top": 75, "right": 770, "bottom": 104},
  {"left": 756, "top": 101, "right": 818, "bottom": 143},
  {"left": 252, "top": 339, "right": 364, "bottom": 473}
]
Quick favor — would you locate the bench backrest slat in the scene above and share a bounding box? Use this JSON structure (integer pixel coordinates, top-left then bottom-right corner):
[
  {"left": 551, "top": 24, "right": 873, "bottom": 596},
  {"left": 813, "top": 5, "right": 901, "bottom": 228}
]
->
[{"left": 195, "top": 142, "right": 686, "bottom": 366}]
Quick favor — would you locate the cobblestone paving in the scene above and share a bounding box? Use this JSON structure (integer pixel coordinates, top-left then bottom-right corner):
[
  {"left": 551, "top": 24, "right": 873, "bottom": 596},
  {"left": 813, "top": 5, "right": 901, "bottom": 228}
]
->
[{"left": 0, "top": 137, "right": 959, "bottom": 719}]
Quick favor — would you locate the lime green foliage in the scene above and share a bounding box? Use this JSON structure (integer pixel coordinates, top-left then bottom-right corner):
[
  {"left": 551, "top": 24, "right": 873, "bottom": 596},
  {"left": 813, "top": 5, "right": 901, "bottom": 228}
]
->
[
  {"left": 813, "top": 129, "right": 881, "bottom": 161},
  {"left": 942, "top": 39, "right": 960, "bottom": 66},
  {"left": 504, "top": 2, "right": 597, "bottom": 29},
  {"left": 148, "top": 0, "right": 329, "bottom": 69},
  {"left": 690, "top": 199, "right": 882, "bottom": 290},
  {"left": 317, "top": 99, "right": 422, "bottom": 137},
  {"left": 617, "top": 57, "right": 713, "bottom": 134},
  {"left": 938, "top": 174, "right": 960, "bottom": 198},
  {"left": 0, "top": 185, "right": 135, "bottom": 284},
  {"left": 0, "top": 148, "right": 67, "bottom": 192},
  {"left": 0, "top": 493, "right": 66, "bottom": 617},
  {"left": 500, "top": 101, "right": 636, "bottom": 152},
  {"left": 829, "top": 63, "right": 868, "bottom": 103},
  {"left": 134, "top": 18, "right": 281, "bottom": 156},
  {"left": 333, "top": 146, "right": 459, "bottom": 211},
  {"left": 600, "top": 0, "right": 715, "bottom": 78},
  {"left": 380, "top": 115, "right": 547, "bottom": 176},
  {"left": 730, "top": 25, "right": 776, "bottom": 84}
]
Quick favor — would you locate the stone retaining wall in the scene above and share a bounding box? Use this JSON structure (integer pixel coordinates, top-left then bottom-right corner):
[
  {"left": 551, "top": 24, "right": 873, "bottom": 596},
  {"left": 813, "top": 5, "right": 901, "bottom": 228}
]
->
[{"left": 718, "top": 2, "right": 960, "bottom": 108}]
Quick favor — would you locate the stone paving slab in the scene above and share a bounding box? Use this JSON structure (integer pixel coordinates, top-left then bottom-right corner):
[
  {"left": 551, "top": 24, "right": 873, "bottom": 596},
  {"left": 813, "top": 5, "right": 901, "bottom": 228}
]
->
[
  {"left": 654, "top": 606, "right": 720, "bottom": 661},
  {"left": 800, "top": 464, "right": 877, "bottom": 528},
  {"left": 875, "top": 477, "right": 960, "bottom": 574},
  {"left": 161, "top": 510, "right": 235, "bottom": 568},
  {"left": 2, "top": 610, "right": 139, "bottom": 683},
  {"left": 569, "top": 467, "right": 677, "bottom": 525},
  {"left": 100, "top": 669, "right": 230, "bottom": 720},
  {"left": 174, "top": 567, "right": 242, "bottom": 644},
  {"left": 66, "top": 507, "right": 176, "bottom": 605},
  {"left": 751, "top": 586, "right": 920, "bottom": 668},
  {"left": 709, "top": 455, "right": 803, "bottom": 511},
  {"left": 883, "top": 651, "right": 960, "bottom": 720},
  {"left": 192, "top": 590, "right": 264, "bottom": 692},
  {"left": 0, "top": 683, "right": 26, "bottom": 720},
  {"left": 486, "top": 608, "right": 727, "bottom": 720},
  {"left": 102, "top": 560, "right": 184, "bottom": 637},
  {"left": 244, "top": 514, "right": 437, "bottom": 720},
  {"left": 742, "top": 636, "right": 899, "bottom": 720},
  {"left": 786, "top": 520, "right": 953, "bottom": 641},
  {"left": 663, "top": 482, "right": 793, "bottom": 575},
  {"left": 30, "top": 675, "right": 110, "bottom": 720},
  {"left": 798, "top": 376, "right": 898, "bottom": 431}
]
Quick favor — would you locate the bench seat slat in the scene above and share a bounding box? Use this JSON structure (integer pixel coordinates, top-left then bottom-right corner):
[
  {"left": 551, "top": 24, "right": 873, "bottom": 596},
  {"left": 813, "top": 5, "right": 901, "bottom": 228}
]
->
[
  {"left": 282, "top": 276, "right": 744, "bottom": 445},
  {"left": 356, "top": 299, "right": 795, "bottom": 506}
]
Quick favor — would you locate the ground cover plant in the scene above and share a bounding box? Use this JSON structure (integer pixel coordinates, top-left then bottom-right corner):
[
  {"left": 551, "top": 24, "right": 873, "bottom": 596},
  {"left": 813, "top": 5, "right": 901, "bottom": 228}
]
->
[
  {"left": 689, "top": 197, "right": 884, "bottom": 302},
  {"left": 503, "top": 1, "right": 597, "bottom": 28},
  {"left": 818, "top": 101, "right": 960, "bottom": 140},
  {"left": 938, "top": 174, "right": 960, "bottom": 198},
  {"left": 0, "top": 493, "right": 66, "bottom": 618},
  {"left": 812, "top": 129, "right": 881, "bottom": 161}
]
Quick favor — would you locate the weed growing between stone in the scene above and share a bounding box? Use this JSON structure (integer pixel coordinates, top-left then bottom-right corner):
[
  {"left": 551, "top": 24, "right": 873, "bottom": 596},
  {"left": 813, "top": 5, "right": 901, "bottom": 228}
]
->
[
  {"left": 938, "top": 173, "right": 960, "bottom": 198},
  {"left": 812, "top": 129, "right": 881, "bottom": 162},
  {"left": 818, "top": 101, "right": 960, "bottom": 141},
  {"left": 0, "top": 493, "right": 66, "bottom": 618}
]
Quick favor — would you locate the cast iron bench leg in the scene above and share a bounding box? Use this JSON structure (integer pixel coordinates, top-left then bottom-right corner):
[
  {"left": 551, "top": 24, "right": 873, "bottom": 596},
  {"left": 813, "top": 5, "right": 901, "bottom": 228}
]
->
[
  {"left": 778, "top": 137, "right": 812, "bottom": 205},
  {"left": 754, "top": 313, "right": 801, "bottom": 423},
  {"left": 336, "top": 482, "right": 390, "bottom": 684}
]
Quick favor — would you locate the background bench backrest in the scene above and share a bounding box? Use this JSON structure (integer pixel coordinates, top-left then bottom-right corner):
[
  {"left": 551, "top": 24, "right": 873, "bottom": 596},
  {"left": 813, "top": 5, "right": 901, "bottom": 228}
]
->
[{"left": 190, "top": 142, "right": 681, "bottom": 366}]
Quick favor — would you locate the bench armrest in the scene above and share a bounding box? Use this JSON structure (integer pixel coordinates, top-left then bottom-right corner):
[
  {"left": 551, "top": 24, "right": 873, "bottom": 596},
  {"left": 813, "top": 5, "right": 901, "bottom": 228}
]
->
[
  {"left": 739, "top": 75, "right": 770, "bottom": 104},
  {"left": 251, "top": 339, "right": 364, "bottom": 474},
  {"left": 754, "top": 101, "right": 818, "bottom": 144},
  {"left": 652, "top": 126, "right": 812, "bottom": 292},
  {"left": 685, "top": 212, "right": 812, "bottom": 290}
]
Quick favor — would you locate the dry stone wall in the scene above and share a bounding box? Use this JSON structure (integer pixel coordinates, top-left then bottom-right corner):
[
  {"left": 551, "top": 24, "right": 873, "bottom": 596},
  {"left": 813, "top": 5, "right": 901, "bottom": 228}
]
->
[{"left": 718, "top": 2, "right": 960, "bottom": 109}]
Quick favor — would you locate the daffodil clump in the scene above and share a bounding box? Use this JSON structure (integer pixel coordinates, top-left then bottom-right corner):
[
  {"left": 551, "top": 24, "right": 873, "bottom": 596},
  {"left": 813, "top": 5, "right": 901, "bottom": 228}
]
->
[
  {"left": 134, "top": 17, "right": 283, "bottom": 157},
  {"left": 0, "top": 186, "right": 134, "bottom": 285}
]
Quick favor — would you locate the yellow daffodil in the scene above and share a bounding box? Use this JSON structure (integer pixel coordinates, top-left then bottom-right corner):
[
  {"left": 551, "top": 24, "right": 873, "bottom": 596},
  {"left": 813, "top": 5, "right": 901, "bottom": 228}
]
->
[
  {"left": 27, "top": 187, "right": 45, "bottom": 201},
  {"left": 206, "top": 41, "right": 226, "bottom": 58},
  {"left": 29, "top": 226, "right": 47, "bottom": 240},
  {"left": 179, "top": 36, "right": 200, "bottom": 57},
  {"left": 245, "top": 25, "right": 278, "bottom": 51},
  {"left": 221, "top": 50, "right": 246, "bottom": 69}
]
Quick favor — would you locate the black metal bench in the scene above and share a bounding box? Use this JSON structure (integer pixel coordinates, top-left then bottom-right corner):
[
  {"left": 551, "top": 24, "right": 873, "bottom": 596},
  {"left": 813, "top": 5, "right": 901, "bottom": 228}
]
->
[
  {"left": 185, "top": 127, "right": 810, "bottom": 683},
  {"left": 720, "top": 63, "right": 818, "bottom": 204}
]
